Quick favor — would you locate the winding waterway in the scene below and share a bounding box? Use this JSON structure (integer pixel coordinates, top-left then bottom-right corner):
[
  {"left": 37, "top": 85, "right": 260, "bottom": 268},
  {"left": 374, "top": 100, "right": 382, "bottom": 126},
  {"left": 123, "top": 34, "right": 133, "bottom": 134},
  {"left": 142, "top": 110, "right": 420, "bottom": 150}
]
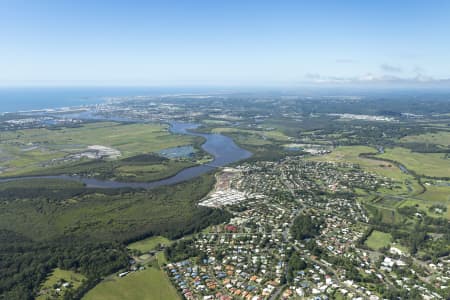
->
[{"left": 0, "top": 122, "right": 252, "bottom": 189}]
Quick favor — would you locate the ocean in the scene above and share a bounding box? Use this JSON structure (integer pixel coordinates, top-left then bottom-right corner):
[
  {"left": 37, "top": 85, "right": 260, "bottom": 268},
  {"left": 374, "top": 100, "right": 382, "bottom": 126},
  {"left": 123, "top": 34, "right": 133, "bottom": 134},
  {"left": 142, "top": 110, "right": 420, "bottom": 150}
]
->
[{"left": 0, "top": 86, "right": 208, "bottom": 113}]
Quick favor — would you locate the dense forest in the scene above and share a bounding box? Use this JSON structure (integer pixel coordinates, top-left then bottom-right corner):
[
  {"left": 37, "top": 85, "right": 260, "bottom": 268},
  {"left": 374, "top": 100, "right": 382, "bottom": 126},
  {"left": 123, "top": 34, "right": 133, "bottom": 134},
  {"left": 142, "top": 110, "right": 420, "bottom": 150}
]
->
[
  {"left": 0, "top": 230, "right": 128, "bottom": 300},
  {"left": 0, "top": 174, "right": 230, "bottom": 299}
]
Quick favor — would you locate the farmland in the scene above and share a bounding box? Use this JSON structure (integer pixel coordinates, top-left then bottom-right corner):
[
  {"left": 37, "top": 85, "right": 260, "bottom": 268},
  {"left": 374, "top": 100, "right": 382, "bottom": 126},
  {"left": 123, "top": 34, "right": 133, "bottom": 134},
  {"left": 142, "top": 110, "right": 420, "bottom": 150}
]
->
[
  {"left": 378, "top": 147, "right": 450, "bottom": 178},
  {"left": 400, "top": 131, "right": 450, "bottom": 148},
  {"left": 0, "top": 122, "right": 199, "bottom": 177}
]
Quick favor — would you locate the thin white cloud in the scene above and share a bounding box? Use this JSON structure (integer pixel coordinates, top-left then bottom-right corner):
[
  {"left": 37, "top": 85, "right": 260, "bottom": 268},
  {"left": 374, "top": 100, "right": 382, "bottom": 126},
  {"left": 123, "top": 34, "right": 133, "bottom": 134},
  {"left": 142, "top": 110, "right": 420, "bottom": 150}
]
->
[
  {"left": 412, "top": 65, "right": 425, "bottom": 74},
  {"left": 380, "top": 64, "right": 403, "bottom": 73},
  {"left": 301, "top": 72, "right": 450, "bottom": 85}
]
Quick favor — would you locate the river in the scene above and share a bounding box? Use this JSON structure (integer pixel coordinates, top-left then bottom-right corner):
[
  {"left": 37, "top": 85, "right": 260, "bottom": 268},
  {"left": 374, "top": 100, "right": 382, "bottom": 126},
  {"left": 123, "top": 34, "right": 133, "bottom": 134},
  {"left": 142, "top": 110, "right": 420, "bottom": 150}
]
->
[{"left": 0, "top": 122, "right": 252, "bottom": 189}]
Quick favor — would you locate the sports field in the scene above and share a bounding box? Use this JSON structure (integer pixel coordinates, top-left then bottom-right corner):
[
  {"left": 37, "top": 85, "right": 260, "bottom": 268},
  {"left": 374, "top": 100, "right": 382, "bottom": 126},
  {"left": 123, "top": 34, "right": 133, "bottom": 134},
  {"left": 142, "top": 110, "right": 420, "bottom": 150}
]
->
[
  {"left": 127, "top": 236, "right": 172, "bottom": 253},
  {"left": 83, "top": 267, "right": 179, "bottom": 300},
  {"left": 365, "top": 230, "right": 392, "bottom": 250}
]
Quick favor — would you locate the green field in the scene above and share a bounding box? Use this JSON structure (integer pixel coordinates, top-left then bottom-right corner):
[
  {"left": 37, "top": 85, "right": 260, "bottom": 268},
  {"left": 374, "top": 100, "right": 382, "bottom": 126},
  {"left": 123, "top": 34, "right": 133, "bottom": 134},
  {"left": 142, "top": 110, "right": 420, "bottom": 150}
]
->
[
  {"left": 0, "top": 122, "right": 196, "bottom": 177},
  {"left": 83, "top": 267, "right": 179, "bottom": 300},
  {"left": 201, "top": 119, "right": 231, "bottom": 126},
  {"left": 418, "top": 185, "right": 450, "bottom": 202},
  {"left": 366, "top": 203, "right": 402, "bottom": 224},
  {"left": 365, "top": 230, "right": 392, "bottom": 250},
  {"left": 127, "top": 236, "right": 172, "bottom": 253},
  {"left": 37, "top": 268, "right": 86, "bottom": 300},
  {"left": 400, "top": 131, "right": 450, "bottom": 147},
  {"left": 212, "top": 127, "right": 291, "bottom": 142},
  {"left": 378, "top": 147, "right": 450, "bottom": 178},
  {"left": 227, "top": 132, "right": 271, "bottom": 146}
]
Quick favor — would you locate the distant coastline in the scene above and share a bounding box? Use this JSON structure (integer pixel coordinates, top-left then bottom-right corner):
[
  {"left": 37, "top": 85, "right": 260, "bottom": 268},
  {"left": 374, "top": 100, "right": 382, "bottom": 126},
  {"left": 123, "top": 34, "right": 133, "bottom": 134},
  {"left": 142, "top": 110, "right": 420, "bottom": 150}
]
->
[
  {"left": 0, "top": 86, "right": 224, "bottom": 114},
  {"left": 0, "top": 87, "right": 107, "bottom": 113}
]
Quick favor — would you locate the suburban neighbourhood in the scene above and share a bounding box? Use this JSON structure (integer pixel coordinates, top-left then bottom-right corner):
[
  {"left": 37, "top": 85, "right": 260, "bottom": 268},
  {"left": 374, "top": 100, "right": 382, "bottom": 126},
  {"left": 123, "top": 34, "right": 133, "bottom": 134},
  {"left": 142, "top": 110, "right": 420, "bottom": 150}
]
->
[{"left": 160, "top": 158, "right": 450, "bottom": 299}]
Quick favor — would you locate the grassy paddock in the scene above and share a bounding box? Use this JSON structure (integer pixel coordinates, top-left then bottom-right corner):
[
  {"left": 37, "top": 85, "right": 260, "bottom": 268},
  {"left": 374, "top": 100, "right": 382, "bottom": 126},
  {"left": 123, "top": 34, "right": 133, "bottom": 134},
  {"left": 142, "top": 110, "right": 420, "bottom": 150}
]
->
[
  {"left": 418, "top": 185, "right": 450, "bottom": 202},
  {"left": 379, "top": 147, "right": 450, "bottom": 178},
  {"left": 37, "top": 268, "right": 86, "bottom": 300}
]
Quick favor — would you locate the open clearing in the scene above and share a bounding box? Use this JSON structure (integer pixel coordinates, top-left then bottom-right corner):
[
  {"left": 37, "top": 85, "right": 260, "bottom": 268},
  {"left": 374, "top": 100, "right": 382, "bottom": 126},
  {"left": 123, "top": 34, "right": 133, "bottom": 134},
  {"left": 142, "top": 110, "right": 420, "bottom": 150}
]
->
[
  {"left": 37, "top": 268, "right": 86, "bottom": 300},
  {"left": 127, "top": 236, "right": 172, "bottom": 253},
  {"left": 83, "top": 267, "right": 179, "bottom": 300},
  {"left": 365, "top": 230, "right": 392, "bottom": 250},
  {"left": 399, "top": 199, "right": 450, "bottom": 219},
  {"left": 378, "top": 147, "right": 450, "bottom": 178}
]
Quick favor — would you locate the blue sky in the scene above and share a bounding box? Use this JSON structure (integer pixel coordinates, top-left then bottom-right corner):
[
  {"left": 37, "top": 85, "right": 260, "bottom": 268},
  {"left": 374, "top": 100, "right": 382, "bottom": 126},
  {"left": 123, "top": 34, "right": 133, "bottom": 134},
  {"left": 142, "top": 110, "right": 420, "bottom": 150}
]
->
[{"left": 1, "top": 0, "right": 449, "bottom": 86}]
